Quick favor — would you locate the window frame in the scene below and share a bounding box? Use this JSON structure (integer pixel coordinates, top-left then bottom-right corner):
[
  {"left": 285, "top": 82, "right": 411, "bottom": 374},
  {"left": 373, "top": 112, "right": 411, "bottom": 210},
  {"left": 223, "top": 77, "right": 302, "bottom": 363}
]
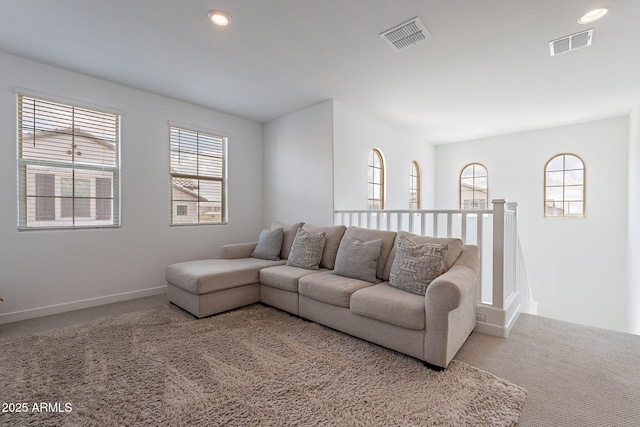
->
[
  {"left": 367, "top": 148, "right": 385, "bottom": 209},
  {"left": 409, "top": 161, "right": 421, "bottom": 210},
  {"left": 459, "top": 163, "right": 488, "bottom": 210},
  {"left": 17, "top": 94, "right": 121, "bottom": 230},
  {"left": 169, "top": 125, "right": 228, "bottom": 226},
  {"left": 544, "top": 153, "right": 586, "bottom": 218}
]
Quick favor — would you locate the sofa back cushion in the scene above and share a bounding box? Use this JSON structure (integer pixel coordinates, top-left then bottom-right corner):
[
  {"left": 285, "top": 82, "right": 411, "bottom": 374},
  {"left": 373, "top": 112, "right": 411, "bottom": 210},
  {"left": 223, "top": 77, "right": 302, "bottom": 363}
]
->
[
  {"left": 338, "top": 226, "right": 396, "bottom": 280},
  {"left": 301, "top": 224, "right": 347, "bottom": 269},
  {"left": 271, "top": 221, "right": 304, "bottom": 259},
  {"left": 383, "top": 231, "right": 463, "bottom": 280}
]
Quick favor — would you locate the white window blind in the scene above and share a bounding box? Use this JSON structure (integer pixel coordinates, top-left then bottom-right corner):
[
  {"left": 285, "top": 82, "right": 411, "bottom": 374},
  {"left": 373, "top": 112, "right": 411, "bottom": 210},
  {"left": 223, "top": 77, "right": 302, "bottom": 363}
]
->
[
  {"left": 17, "top": 95, "right": 120, "bottom": 229},
  {"left": 170, "top": 126, "right": 227, "bottom": 225}
]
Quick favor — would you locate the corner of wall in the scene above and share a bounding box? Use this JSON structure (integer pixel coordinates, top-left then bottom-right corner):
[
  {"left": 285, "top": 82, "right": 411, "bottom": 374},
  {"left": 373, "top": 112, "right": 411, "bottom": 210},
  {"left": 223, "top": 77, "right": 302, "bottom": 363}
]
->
[{"left": 628, "top": 98, "right": 640, "bottom": 334}]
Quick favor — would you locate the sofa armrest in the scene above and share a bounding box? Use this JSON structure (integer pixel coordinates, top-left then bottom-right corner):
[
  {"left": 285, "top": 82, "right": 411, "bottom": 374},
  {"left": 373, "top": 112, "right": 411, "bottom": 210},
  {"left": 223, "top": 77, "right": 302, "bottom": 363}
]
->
[
  {"left": 218, "top": 242, "right": 258, "bottom": 259},
  {"left": 424, "top": 245, "right": 478, "bottom": 368}
]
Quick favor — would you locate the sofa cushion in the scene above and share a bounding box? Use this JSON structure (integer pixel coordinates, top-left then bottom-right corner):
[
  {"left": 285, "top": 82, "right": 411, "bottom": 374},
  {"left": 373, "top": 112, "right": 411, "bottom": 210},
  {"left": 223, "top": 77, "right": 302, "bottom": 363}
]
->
[
  {"left": 388, "top": 235, "right": 447, "bottom": 296},
  {"left": 333, "top": 238, "right": 382, "bottom": 283},
  {"left": 166, "top": 258, "right": 285, "bottom": 295},
  {"left": 338, "top": 227, "right": 397, "bottom": 280},
  {"left": 383, "top": 231, "right": 463, "bottom": 279},
  {"left": 286, "top": 228, "right": 326, "bottom": 270},
  {"left": 271, "top": 221, "right": 304, "bottom": 259},
  {"left": 302, "top": 224, "right": 347, "bottom": 269},
  {"left": 298, "top": 271, "right": 373, "bottom": 308},
  {"left": 260, "top": 265, "right": 328, "bottom": 292},
  {"left": 251, "top": 228, "right": 284, "bottom": 261},
  {"left": 351, "top": 283, "right": 426, "bottom": 330}
]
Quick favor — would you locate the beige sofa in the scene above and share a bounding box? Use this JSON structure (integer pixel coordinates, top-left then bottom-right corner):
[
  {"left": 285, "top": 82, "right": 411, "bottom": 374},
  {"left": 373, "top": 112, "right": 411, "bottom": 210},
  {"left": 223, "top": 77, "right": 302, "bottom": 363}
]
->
[{"left": 166, "top": 222, "right": 478, "bottom": 369}]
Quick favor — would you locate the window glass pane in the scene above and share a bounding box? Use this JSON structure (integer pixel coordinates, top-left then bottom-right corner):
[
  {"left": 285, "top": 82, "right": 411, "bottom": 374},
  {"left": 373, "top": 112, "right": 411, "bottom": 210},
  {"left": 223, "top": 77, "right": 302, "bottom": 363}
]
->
[
  {"left": 564, "top": 155, "right": 583, "bottom": 170},
  {"left": 546, "top": 186, "right": 563, "bottom": 202},
  {"left": 565, "top": 169, "right": 583, "bottom": 185},
  {"left": 546, "top": 201, "right": 563, "bottom": 216},
  {"left": 473, "top": 164, "right": 487, "bottom": 177},
  {"left": 474, "top": 176, "right": 488, "bottom": 190},
  {"left": 546, "top": 156, "right": 564, "bottom": 172},
  {"left": 564, "top": 185, "right": 584, "bottom": 201},
  {"left": 546, "top": 171, "right": 563, "bottom": 186},
  {"left": 566, "top": 201, "right": 584, "bottom": 216},
  {"left": 461, "top": 165, "right": 474, "bottom": 178}
]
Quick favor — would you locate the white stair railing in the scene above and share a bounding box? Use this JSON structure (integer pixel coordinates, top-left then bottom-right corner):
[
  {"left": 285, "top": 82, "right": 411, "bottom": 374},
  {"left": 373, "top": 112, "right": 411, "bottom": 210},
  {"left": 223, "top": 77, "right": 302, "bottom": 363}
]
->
[{"left": 334, "top": 199, "right": 535, "bottom": 337}]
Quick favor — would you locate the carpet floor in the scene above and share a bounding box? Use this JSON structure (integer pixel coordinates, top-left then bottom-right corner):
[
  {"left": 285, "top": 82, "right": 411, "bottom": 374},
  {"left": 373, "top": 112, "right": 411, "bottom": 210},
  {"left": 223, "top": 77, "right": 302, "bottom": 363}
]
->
[{"left": 1, "top": 303, "right": 526, "bottom": 426}]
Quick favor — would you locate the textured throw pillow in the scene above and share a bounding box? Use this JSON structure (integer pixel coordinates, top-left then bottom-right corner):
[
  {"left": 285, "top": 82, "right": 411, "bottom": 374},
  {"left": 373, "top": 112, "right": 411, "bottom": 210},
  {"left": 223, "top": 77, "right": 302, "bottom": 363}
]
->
[
  {"left": 251, "top": 228, "right": 284, "bottom": 261},
  {"left": 271, "top": 221, "right": 305, "bottom": 259},
  {"left": 286, "top": 228, "right": 327, "bottom": 270},
  {"left": 333, "top": 238, "right": 383, "bottom": 283},
  {"left": 389, "top": 235, "right": 448, "bottom": 295}
]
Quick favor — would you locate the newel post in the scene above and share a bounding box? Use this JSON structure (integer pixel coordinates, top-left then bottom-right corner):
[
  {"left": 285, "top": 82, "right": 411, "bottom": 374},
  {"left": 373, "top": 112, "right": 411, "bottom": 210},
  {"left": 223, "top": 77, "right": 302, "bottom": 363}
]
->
[{"left": 492, "top": 199, "right": 506, "bottom": 309}]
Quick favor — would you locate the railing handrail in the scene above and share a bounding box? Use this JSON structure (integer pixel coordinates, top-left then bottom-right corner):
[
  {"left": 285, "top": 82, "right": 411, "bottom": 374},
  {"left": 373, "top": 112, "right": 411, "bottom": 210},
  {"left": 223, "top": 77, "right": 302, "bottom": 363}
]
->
[{"left": 334, "top": 209, "right": 494, "bottom": 215}]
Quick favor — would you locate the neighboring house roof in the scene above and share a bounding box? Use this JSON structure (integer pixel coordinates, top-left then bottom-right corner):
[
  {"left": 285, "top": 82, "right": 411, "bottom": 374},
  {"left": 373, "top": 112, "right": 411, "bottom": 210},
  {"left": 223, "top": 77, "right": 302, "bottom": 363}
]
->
[
  {"left": 460, "top": 182, "right": 488, "bottom": 193},
  {"left": 22, "top": 127, "right": 116, "bottom": 150},
  {"left": 172, "top": 183, "right": 208, "bottom": 202}
]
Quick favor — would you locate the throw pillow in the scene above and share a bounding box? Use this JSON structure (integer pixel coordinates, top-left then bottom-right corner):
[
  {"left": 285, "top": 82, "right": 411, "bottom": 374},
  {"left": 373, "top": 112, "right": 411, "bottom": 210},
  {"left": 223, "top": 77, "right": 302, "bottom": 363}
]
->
[
  {"left": 389, "top": 235, "right": 448, "bottom": 295},
  {"left": 333, "top": 238, "right": 383, "bottom": 283},
  {"left": 251, "top": 228, "right": 284, "bottom": 261},
  {"left": 271, "top": 221, "right": 305, "bottom": 259},
  {"left": 301, "top": 224, "right": 347, "bottom": 269},
  {"left": 286, "top": 228, "right": 327, "bottom": 270}
]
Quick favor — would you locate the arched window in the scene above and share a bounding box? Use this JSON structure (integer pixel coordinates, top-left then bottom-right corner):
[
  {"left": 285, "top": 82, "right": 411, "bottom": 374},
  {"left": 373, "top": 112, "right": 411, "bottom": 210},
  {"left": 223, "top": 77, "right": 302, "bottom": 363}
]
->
[
  {"left": 409, "top": 161, "right": 421, "bottom": 210},
  {"left": 367, "top": 149, "right": 385, "bottom": 209},
  {"left": 460, "top": 163, "right": 488, "bottom": 209},
  {"left": 544, "top": 154, "right": 585, "bottom": 217}
]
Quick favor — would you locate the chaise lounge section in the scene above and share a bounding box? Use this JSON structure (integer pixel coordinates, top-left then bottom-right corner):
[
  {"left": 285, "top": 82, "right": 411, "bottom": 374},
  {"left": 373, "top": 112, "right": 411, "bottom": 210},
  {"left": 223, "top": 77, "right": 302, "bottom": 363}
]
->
[{"left": 165, "top": 221, "right": 478, "bottom": 369}]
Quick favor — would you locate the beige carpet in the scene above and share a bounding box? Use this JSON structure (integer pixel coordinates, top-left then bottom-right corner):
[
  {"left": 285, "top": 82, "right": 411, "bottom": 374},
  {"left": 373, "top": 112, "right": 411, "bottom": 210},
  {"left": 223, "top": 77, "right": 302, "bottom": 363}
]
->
[{"left": 0, "top": 304, "right": 526, "bottom": 426}]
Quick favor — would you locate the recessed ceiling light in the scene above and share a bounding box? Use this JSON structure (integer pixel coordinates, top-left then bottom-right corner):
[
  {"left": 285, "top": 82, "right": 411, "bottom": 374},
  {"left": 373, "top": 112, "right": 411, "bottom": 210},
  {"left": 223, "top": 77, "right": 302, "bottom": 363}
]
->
[
  {"left": 578, "top": 7, "right": 608, "bottom": 24},
  {"left": 208, "top": 10, "right": 231, "bottom": 26}
]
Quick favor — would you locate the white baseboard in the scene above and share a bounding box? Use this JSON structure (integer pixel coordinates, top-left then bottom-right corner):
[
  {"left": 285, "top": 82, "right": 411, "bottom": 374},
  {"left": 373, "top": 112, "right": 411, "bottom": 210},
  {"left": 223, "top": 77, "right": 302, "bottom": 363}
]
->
[
  {"left": 0, "top": 286, "right": 167, "bottom": 325},
  {"left": 474, "top": 296, "right": 522, "bottom": 338}
]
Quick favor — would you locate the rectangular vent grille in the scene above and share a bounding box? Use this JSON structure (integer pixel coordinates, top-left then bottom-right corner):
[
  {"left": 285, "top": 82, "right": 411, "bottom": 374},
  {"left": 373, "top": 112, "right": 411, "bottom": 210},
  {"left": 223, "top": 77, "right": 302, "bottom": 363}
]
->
[
  {"left": 549, "top": 29, "right": 593, "bottom": 56},
  {"left": 380, "top": 17, "right": 431, "bottom": 52}
]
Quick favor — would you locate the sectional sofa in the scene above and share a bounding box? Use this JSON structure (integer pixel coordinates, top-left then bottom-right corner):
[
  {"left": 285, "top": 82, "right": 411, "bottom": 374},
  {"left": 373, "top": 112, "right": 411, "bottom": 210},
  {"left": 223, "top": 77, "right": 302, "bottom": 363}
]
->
[{"left": 166, "top": 222, "right": 479, "bottom": 369}]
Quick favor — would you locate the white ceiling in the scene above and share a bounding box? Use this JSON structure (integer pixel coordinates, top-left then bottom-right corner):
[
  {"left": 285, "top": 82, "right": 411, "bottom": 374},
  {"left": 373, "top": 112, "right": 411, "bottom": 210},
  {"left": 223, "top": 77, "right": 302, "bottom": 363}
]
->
[{"left": 1, "top": 0, "right": 640, "bottom": 144}]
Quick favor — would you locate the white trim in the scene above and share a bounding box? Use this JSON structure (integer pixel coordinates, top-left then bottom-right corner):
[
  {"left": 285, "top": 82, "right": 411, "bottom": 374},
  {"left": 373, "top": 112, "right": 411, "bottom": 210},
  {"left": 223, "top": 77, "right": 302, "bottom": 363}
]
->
[
  {"left": 0, "top": 286, "right": 166, "bottom": 325},
  {"left": 474, "top": 300, "right": 522, "bottom": 338},
  {"left": 168, "top": 120, "right": 229, "bottom": 138},
  {"left": 13, "top": 86, "right": 124, "bottom": 117}
]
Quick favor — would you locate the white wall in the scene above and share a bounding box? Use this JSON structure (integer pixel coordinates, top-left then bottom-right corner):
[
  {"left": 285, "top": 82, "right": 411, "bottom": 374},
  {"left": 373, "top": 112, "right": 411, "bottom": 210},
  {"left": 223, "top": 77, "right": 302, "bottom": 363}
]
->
[
  {"left": 629, "top": 99, "right": 640, "bottom": 334},
  {"left": 263, "top": 101, "right": 334, "bottom": 226},
  {"left": 333, "top": 101, "right": 436, "bottom": 211},
  {"left": 0, "top": 52, "right": 265, "bottom": 323},
  {"left": 435, "top": 117, "right": 630, "bottom": 333}
]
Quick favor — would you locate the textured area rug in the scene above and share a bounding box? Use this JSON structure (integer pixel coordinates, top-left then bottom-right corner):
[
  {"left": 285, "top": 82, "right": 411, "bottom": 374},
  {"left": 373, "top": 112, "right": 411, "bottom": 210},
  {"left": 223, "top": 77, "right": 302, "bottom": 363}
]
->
[{"left": 0, "top": 304, "right": 526, "bottom": 426}]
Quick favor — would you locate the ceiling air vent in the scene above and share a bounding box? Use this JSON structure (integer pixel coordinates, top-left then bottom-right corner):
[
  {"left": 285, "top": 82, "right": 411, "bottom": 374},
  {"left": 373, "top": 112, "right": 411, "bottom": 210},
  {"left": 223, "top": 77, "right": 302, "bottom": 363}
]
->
[
  {"left": 549, "top": 29, "right": 593, "bottom": 56},
  {"left": 380, "top": 17, "right": 431, "bottom": 52}
]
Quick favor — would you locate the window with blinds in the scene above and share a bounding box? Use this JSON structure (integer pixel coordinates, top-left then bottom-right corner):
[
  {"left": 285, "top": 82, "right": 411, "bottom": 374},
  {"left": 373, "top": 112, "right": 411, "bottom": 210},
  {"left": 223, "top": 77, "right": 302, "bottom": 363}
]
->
[
  {"left": 17, "top": 95, "right": 120, "bottom": 229},
  {"left": 170, "top": 126, "right": 227, "bottom": 225}
]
